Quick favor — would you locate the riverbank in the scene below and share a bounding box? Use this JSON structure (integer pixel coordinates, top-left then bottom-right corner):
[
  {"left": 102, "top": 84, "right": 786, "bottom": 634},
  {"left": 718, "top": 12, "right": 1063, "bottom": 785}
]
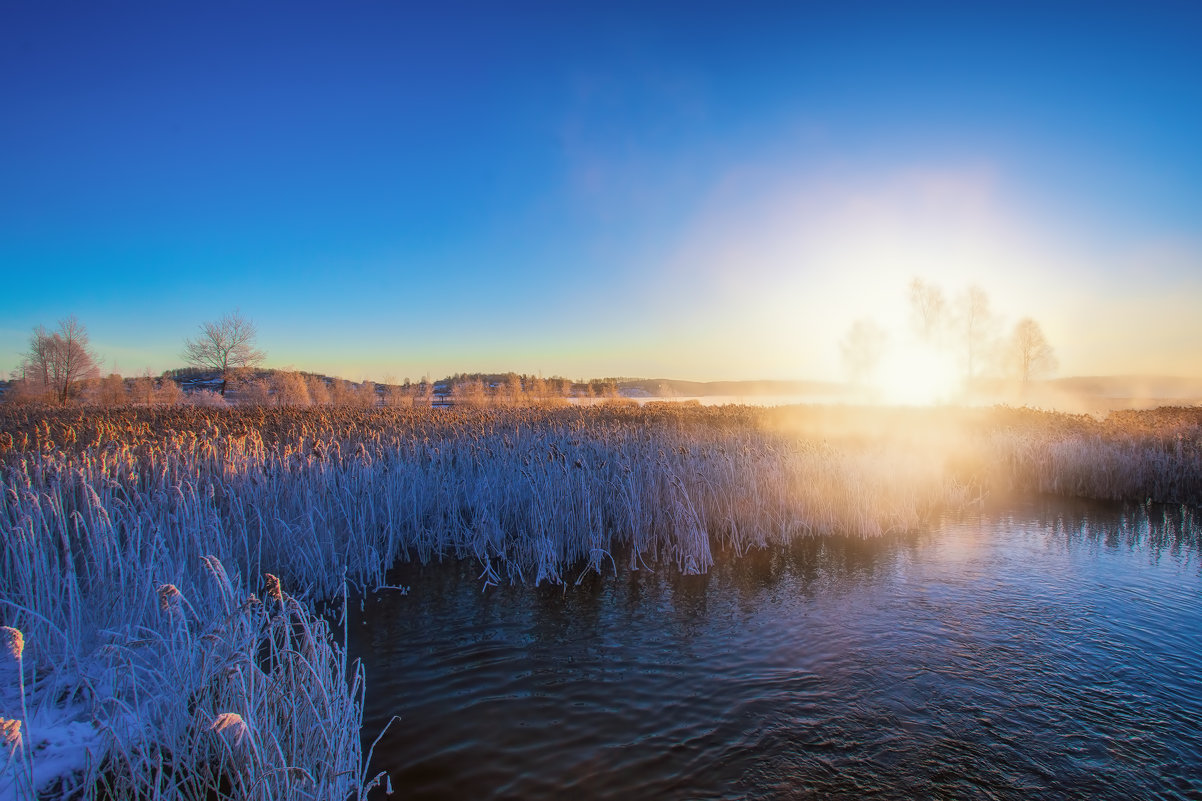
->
[{"left": 1, "top": 403, "right": 1199, "bottom": 796}]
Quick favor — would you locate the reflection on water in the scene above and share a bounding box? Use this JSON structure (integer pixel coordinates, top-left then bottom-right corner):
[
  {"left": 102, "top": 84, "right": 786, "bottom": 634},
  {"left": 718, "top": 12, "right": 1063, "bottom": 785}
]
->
[{"left": 350, "top": 498, "right": 1202, "bottom": 800}]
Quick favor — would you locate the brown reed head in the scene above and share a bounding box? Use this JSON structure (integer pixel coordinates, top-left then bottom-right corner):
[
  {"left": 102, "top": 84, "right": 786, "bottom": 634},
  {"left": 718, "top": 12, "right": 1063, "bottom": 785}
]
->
[
  {"left": 209, "top": 712, "right": 250, "bottom": 747},
  {"left": 264, "top": 573, "right": 284, "bottom": 602},
  {"left": 0, "top": 717, "right": 20, "bottom": 750},
  {"left": 0, "top": 627, "right": 23, "bottom": 661},
  {"left": 158, "top": 584, "right": 182, "bottom": 611}
]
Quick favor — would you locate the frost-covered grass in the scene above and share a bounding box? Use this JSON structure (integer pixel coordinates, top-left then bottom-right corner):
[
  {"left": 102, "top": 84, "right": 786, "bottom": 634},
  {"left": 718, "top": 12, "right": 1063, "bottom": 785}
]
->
[{"left": 1, "top": 402, "right": 1200, "bottom": 796}]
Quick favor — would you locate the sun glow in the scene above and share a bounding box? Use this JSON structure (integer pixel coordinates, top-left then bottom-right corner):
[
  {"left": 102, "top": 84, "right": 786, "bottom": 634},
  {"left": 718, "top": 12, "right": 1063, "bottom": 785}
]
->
[{"left": 874, "top": 341, "right": 962, "bottom": 405}]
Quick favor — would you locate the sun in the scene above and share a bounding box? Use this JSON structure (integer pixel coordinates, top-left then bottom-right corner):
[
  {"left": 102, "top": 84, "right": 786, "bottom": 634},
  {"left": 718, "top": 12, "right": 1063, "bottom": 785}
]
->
[{"left": 873, "top": 341, "right": 961, "bottom": 405}]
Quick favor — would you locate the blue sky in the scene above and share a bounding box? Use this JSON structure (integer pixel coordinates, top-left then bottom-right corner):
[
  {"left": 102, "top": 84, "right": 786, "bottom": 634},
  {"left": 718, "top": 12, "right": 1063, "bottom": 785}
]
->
[{"left": 2, "top": 1, "right": 1201, "bottom": 381}]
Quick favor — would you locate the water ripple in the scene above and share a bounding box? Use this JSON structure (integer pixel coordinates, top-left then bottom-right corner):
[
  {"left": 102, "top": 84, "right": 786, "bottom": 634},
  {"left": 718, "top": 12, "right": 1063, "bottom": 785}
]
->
[{"left": 351, "top": 499, "right": 1202, "bottom": 800}]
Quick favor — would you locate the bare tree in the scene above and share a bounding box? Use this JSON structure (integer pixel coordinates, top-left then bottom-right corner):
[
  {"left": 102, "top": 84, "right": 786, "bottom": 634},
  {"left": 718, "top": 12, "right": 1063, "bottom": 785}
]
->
[
  {"left": 953, "top": 285, "right": 996, "bottom": 388},
  {"left": 25, "top": 325, "right": 54, "bottom": 391},
  {"left": 21, "top": 317, "right": 101, "bottom": 404},
  {"left": 908, "top": 277, "right": 947, "bottom": 343},
  {"left": 182, "top": 311, "right": 265, "bottom": 396},
  {"left": 1006, "top": 317, "right": 1058, "bottom": 389},
  {"left": 840, "top": 318, "right": 887, "bottom": 390},
  {"left": 55, "top": 318, "right": 101, "bottom": 404}
]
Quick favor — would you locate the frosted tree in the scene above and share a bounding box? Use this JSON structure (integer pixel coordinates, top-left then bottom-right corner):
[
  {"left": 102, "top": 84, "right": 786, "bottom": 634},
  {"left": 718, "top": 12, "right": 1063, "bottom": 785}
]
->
[
  {"left": 131, "top": 373, "right": 156, "bottom": 405},
  {"left": 328, "top": 379, "right": 356, "bottom": 406},
  {"left": 24, "top": 325, "right": 55, "bottom": 391},
  {"left": 154, "top": 376, "right": 186, "bottom": 405},
  {"left": 908, "top": 277, "right": 948, "bottom": 344},
  {"left": 953, "top": 285, "right": 996, "bottom": 388},
  {"left": 94, "top": 374, "right": 128, "bottom": 406},
  {"left": 20, "top": 317, "right": 101, "bottom": 404},
  {"left": 1006, "top": 317, "right": 1058, "bottom": 389},
  {"left": 238, "top": 377, "right": 273, "bottom": 406},
  {"left": 182, "top": 311, "right": 265, "bottom": 396},
  {"left": 307, "top": 375, "right": 332, "bottom": 405},
  {"left": 273, "top": 371, "right": 312, "bottom": 406},
  {"left": 355, "top": 381, "right": 378, "bottom": 408}
]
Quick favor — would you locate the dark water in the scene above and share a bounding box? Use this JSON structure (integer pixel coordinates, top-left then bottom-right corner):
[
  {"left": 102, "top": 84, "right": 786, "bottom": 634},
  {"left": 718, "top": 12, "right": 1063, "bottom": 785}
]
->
[{"left": 350, "top": 498, "right": 1202, "bottom": 800}]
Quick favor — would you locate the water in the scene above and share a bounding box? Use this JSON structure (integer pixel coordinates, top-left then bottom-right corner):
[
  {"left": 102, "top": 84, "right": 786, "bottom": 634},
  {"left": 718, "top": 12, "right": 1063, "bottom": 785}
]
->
[{"left": 350, "top": 498, "right": 1202, "bottom": 800}]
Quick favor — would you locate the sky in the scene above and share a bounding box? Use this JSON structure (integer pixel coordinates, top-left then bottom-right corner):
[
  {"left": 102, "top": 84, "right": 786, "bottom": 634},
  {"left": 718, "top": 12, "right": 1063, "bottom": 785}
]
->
[{"left": 2, "top": 1, "right": 1201, "bottom": 383}]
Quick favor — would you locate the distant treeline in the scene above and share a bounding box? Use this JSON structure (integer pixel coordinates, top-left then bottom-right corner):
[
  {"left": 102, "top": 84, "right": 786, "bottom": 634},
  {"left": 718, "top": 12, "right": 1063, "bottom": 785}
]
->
[{"left": 1, "top": 368, "right": 636, "bottom": 408}]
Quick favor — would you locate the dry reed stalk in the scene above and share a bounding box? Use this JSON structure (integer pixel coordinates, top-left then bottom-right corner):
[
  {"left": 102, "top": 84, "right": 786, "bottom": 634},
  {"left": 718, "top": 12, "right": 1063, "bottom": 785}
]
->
[
  {"left": 0, "top": 716, "right": 23, "bottom": 798},
  {"left": 0, "top": 627, "right": 33, "bottom": 799}
]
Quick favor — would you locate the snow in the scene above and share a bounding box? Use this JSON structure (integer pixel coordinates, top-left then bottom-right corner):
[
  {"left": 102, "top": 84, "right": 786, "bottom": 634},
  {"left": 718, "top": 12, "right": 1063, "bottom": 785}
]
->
[{"left": 1, "top": 673, "right": 104, "bottom": 800}]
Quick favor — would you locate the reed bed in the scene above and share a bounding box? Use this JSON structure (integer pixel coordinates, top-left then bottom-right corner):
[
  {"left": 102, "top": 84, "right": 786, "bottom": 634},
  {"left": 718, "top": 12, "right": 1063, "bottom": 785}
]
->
[{"left": 1, "top": 401, "right": 1200, "bottom": 797}]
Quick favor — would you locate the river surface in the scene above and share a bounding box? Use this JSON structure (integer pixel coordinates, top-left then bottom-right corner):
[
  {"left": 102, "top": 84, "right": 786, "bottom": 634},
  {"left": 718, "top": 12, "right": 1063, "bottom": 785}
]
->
[{"left": 350, "top": 497, "right": 1202, "bottom": 800}]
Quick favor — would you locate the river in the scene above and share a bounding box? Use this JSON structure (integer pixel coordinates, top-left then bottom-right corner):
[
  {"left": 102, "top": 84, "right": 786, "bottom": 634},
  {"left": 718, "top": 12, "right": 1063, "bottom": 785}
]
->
[{"left": 350, "top": 497, "right": 1202, "bottom": 800}]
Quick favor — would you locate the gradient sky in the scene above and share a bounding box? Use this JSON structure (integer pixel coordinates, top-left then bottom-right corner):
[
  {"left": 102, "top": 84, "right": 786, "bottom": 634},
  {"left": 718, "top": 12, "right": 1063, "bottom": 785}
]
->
[{"left": 3, "top": 1, "right": 1201, "bottom": 382}]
